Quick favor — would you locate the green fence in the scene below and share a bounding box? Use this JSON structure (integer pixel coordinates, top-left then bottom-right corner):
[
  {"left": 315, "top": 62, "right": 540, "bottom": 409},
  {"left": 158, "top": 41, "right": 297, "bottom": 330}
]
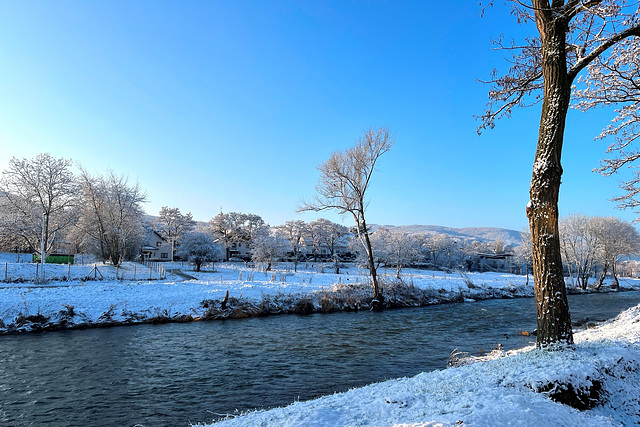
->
[{"left": 32, "top": 254, "right": 75, "bottom": 265}]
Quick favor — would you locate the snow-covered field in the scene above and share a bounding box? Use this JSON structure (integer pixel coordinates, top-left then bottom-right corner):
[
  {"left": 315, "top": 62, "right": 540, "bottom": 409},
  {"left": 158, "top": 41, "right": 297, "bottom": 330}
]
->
[
  {"left": 203, "top": 303, "right": 640, "bottom": 426},
  {"left": 0, "top": 261, "right": 531, "bottom": 332},
  {"left": 0, "top": 258, "right": 637, "bottom": 334}
]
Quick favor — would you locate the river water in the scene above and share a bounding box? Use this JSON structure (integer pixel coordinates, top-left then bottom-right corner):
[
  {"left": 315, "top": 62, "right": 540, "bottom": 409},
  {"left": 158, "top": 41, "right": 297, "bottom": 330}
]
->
[{"left": 1, "top": 291, "right": 639, "bottom": 427}]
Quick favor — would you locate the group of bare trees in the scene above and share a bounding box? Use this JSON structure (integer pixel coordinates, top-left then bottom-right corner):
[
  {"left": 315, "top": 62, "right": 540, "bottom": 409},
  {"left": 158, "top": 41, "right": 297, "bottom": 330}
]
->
[
  {"left": 367, "top": 228, "right": 516, "bottom": 278},
  {"left": 560, "top": 214, "right": 640, "bottom": 289},
  {"left": 203, "top": 211, "right": 351, "bottom": 272},
  {"left": 0, "top": 154, "right": 147, "bottom": 266}
]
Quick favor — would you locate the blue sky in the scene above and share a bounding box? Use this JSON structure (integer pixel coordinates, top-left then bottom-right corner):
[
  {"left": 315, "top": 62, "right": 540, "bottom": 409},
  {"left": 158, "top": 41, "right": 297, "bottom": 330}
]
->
[{"left": 0, "top": 1, "right": 636, "bottom": 231}]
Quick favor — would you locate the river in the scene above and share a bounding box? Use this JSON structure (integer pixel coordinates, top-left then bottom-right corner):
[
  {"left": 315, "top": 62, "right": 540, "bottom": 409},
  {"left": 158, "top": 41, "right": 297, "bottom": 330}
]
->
[{"left": 1, "top": 291, "right": 639, "bottom": 427}]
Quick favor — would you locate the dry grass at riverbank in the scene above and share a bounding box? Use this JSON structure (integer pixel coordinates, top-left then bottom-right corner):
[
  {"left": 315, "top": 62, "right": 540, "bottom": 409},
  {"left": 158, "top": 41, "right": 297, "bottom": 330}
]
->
[{"left": 0, "top": 262, "right": 636, "bottom": 334}]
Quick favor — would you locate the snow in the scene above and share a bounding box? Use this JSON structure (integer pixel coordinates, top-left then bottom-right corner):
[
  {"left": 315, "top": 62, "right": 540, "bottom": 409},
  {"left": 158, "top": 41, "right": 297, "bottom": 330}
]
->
[
  {"left": 0, "top": 259, "right": 547, "bottom": 331},
  {"left": 200, "top": 304, "right": 640, "bottom": 427},
  {"left": 2, "top": 256, "right": 640, "bottom": 425},
  {"left": 0, "top": 257, "right": 637, "bottom": 333}
]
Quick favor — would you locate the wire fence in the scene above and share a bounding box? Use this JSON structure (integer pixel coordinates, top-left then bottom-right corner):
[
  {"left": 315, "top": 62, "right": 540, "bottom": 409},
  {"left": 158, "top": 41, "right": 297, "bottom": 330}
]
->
[{"left": 0, "top": 261, "right": 166, "bottom": 283}]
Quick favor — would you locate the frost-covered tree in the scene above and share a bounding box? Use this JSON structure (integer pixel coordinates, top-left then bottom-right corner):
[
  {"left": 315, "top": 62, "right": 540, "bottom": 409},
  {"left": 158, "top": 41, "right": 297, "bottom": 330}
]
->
[
  {"left": 177, "top": 231, "right": 223, "bottom": 271},
  {"left": 479, "top": 1, "right": 640, "bottom": 348},
  {"left": 430, "top": 234, "right": 457, "bottom": 270},
  {"left": 309, "top": 218, "right": 351, "bottom": 273},
  {"left": 590, "top": 216, "right": 640, "bottom": 288},
  {"left": 300, "top": 127, "right": 393, "bottom": 308},
  {"left": 458, "top": 239, "right": 484, "bottom": 271},
  {"left": 155, "top": 206, "right": 196, "bottom": 248},
  {"left": 514, "top": 228, "right": 533, "bottom": 284},
  {"left": 0, "top": 153, "right": 78, "bottom": 256},
  {"left": 76, "top": 168, "right": 146, "bottom": 266},
  {"left": 275, "top": 220, "right": 308, "bottom": 272},
  {"left": 578, "top": 39, "right": 640, "bottom": 211},
  {"left": 371, "top": 227, "right": 422, "bottom": 279},
  {"left": 207, "top": 212, "right": 234, "bottom": 260},
  {"left": 207, "top": 211, "right": 269, "bottom": 261},
  {"left": 559, "top": 214, "right": 599, "bottom": 290},
  {"left": 251, "top": 233, "right": 287, "bottom": 271}
]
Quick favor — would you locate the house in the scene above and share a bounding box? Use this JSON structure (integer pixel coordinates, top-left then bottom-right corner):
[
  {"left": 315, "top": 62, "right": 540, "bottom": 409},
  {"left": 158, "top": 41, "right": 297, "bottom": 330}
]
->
[
  {"left": 228, "top": 241, "right": 251, "bottom": 260},
  {"left": 141, "top": 230, "right": 172, "bottom": 261}
]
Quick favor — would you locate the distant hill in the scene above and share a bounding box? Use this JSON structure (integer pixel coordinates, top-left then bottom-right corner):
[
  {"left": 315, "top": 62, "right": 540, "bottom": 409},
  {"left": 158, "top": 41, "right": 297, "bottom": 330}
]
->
[{"left": 369, "top": 224, "right": 523, "bottom": 247}]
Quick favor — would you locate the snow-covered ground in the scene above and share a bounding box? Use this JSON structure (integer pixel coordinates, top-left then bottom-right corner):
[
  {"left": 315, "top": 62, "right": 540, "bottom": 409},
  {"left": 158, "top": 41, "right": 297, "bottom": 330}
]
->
[
  {"left": 0, "top": 258, "right": 637, "bottom": 334},
  {"left": 202, "top": 303, "right": 640, "bottom": 426}
]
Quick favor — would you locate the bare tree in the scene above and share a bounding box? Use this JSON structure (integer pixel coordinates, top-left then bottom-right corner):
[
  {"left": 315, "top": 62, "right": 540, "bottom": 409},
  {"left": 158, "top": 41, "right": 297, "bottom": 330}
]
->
[
  {"left": 559, "top": 213, "right": 599, "bottom": 290},
  {"left": 591, "top": 216, "right": 640, "bottom": 288},
  {"left": 514, "top": 228, "right": 533, "bottom": 284},
  {"left": 207, "top": 212, "right": 233, "bottom": 260},
  {"left": 207, "top": 211, "right": 269, "bottom": 261},
  {"left": 577, "top": 39, "right": 640, "bottom": 210},
  {"left": 155, "top": 206, "right": 196, "bottom": 258},
  {"left": 430, "top": 234, "right": 457, "bottom": 270},
  {"left": 251, "top": 233, "right": 287, "bottom": 271},
  {"left": 77, "top": 168, "right": 146, "bottom": 266},
  {"left": 275, "top": 220, "right": 308, "bottom": 272},
  {"left": 308, "top": 218, "right": 350, "bottom": 272},
  {"left": 0, "top": 153, "right": 78, "bottom": 256},
  {"left": 371, "top": 227, "right": 422, "bottom": 279},
  {"left": 299, "top": 127, "right": 393, "bottom": 308},
  {"left": 479, "top": 1, "right": 640, "bottom": 348}
]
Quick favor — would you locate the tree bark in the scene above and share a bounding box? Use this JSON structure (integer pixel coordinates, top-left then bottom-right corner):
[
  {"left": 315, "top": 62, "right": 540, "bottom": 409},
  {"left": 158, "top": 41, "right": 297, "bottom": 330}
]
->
[
  {"left": 612, "top": 262, "right": 620, "bottom": 289},
  {"left": 595, "top": 262, "right": 608, "bottom": 290},
  {"left": 528, "top": 4, "right": 574, "bottom": 348},
  {"left": 360, "top": 217, "right": 382, "bottom": 308}
]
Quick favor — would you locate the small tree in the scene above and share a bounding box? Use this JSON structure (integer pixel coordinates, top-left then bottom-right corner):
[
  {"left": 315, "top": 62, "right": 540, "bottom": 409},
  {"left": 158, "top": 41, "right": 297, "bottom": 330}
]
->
[
  {"left": 308, "top": 218, "right": 350, "bottom": 272},
  {"left": 514, "top": 228, "right": 533, "bottom": 284},
  {"left": 155, "top": 206, "right": 196, "bottom": 251},
  {"left": 177, "top": 232, "right": 223, "bottom": 272},
  {"left": 275, "top": 220, "right": 308, "bottom": 272},
  {"left": 300, "top": 127, "right": 393, "bottom": 308},
  {"left": 251, "top": 234, "right": 286, "bottom": 271},
  {"left": 559, "top": 214, "right": 599, "bottom": 290}
]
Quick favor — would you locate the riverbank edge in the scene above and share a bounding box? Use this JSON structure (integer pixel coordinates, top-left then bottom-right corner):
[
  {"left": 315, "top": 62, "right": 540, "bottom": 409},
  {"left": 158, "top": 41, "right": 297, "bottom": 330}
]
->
[
  {"left": 204, "top": 304, "right": 640, "bottom": 427},
  {"left": 0, "top": 278, "right": 632, "bottom": 335}
]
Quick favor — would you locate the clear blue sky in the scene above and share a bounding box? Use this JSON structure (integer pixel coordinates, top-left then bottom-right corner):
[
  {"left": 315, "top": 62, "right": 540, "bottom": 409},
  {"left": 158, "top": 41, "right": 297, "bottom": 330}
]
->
[{"left": 0, "top": 1, "right": 636, "bottom": 231}]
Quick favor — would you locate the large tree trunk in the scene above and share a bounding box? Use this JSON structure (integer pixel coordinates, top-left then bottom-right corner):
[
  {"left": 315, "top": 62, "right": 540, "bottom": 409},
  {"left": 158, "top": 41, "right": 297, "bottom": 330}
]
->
[{"left": 528, "top": 5, "right": 573, "bottom": 348}]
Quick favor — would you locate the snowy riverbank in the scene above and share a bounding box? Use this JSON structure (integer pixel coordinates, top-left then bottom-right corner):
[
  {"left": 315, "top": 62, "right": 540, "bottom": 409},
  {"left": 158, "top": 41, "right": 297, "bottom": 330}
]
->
[
  {"left": 202, "top": 303, "right": 640, "bottom": 426},
  {"left": 0, "top": 261, "right": 637, "bottom": 334}
]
